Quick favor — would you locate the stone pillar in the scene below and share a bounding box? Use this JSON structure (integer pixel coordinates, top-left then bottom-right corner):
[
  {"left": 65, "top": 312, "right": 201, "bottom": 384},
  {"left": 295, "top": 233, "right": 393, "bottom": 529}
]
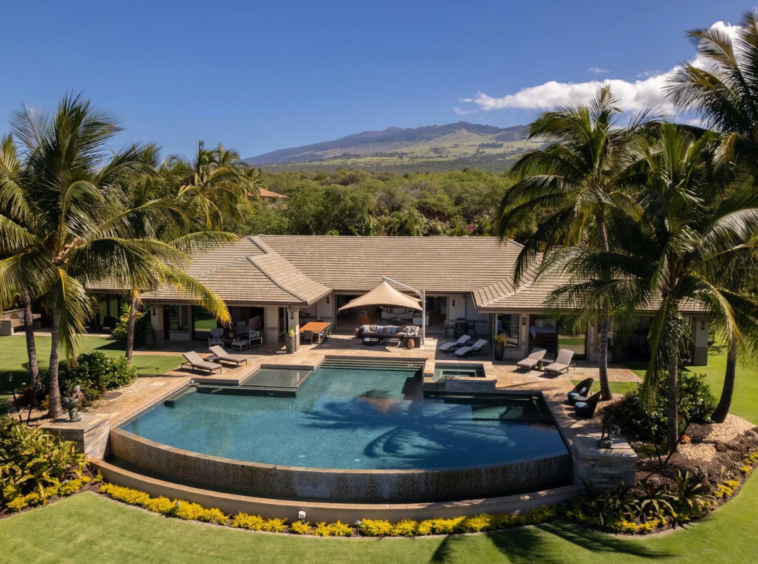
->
[
  {"left": 41, "top": 414, "right": 111, "bottom": 459},
  {"left": 151, "top": 305, "right": 165, "bottom": 348},
  {"left": 289, "top": 307, "right": 300, "bottom": 352},
  {"left": 693, "top": 317, "right": 709, "bottom": 366},
  {"left": 264, "top": 305, "right": 279, "bottom": 344}
]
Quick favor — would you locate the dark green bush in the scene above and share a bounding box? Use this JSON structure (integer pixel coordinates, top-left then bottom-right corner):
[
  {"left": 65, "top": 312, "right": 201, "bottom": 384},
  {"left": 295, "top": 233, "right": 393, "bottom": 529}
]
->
[
  {"left": 611, "top": 372, "right": 716, "bottom": 445},
  {"left": 49, "top": 352, "right": 137, "bottom": 406},
  {"left": 111, "top": 303, "right": 150, "bottom": 341}
]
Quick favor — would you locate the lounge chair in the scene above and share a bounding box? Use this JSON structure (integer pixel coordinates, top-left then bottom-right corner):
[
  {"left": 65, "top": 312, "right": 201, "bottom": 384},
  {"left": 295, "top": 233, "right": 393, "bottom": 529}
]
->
[
  {"left": 439, "top": 334, "right": 472, "bottom": 352},
  {"left": 208, "top": 346, "right": 249, "bottom": 367},
  {"left": 516, "top": 348, "right": 547, "bottom": 372},
  {"left": 543, "top": 350, "right": 576, "bottom": 377},
  {"left": 182, "top": 351, "right": 222, "bottom": 375},
  {"left": 454, "top": 339, "right": 488, "bottom": 357},
  {"left": 574, "top": 392, "right": 602, "bottom": 418},
  {"left": 567, "top": 378, "right": 594, "bottom": 405},
  {"left": 208, "top": 328, "right": 224, "bottom": 347}
]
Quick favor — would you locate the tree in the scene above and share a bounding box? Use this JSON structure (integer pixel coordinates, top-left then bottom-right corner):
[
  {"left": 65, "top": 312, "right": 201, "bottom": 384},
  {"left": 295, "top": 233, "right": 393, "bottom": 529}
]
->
[
  {"left": 668, "top": 9, "right": 758, "bottom": 421},
  {"left": 668, "top": 9, "right": 758, "bottom": 182},
  {"left": 385, "top": 209, "right": 425, "bottom": 236},
  {"left": 552, "top": 124, "right": 758, "bottom": 451},
  {"left": 0, "top": 94, "right": 232, "bottom": 416},
  {"left": 495, "top": 86, "right": 656, "bottom": 400}
]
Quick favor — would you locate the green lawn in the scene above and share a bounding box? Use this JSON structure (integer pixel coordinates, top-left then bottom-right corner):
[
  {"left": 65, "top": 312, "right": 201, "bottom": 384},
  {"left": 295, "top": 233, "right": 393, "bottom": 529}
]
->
[
  {"left": 0, "top": 336, "right": 182, "bottom": 416},
  {"left": 2, "top": 480, "right": 758, "bottom": 564}
]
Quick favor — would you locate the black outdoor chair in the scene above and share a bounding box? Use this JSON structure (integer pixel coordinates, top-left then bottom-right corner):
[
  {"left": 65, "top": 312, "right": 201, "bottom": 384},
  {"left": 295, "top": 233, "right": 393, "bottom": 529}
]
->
[
  {"left": 567, "top": 378, "right": 594, "bottom": 405},
  {"left": 574, "top": 392, "right": 602, "bottom": 419}
]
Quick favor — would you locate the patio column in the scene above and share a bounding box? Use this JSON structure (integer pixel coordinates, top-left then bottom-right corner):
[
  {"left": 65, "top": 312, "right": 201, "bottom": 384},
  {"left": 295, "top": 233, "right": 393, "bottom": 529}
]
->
[
  {"left": 288, "top": 307, "right": 300, "bottom": 352},
  {"left": 151, "top": 305, "right": 165, "bottom": 348},
  {"left": 264, "top": 305, "right": 279, "bottom": 344}
]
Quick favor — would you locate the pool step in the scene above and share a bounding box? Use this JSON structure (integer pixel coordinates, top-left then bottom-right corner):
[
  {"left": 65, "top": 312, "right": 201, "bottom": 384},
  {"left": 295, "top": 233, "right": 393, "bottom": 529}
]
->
[{"left": 320, "top": 357, "right": 425, "bottom": 372}]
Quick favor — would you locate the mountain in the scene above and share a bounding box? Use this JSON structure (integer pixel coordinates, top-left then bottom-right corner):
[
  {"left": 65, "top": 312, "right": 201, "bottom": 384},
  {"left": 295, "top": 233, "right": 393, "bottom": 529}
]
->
[{"left": 244, "top": 122, "right": 540, "bottom": 173}]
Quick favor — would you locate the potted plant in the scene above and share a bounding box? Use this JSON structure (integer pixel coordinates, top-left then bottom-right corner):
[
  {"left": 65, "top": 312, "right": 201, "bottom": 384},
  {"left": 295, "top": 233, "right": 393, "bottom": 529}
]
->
[
  {"left": 285, "top": 328, "right": 296, "bottom": 354},
  {"left": 493, "top": 333, "right": 507, "bottom": 361},
  {"left": 144, "top": 323, "right": 155, "bottom": 349}
]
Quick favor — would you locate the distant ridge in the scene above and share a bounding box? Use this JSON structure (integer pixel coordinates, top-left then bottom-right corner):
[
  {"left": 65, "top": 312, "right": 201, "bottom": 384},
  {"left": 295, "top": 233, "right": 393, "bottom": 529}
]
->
[{"left": 244, "top": 122, "right": 536, "bottom": 173}]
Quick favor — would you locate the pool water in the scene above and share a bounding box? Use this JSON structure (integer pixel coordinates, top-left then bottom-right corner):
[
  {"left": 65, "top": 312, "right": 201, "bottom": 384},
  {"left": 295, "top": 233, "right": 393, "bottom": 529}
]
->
[{"left": 121, "top": 366, "right": 568, "bottom": 470}]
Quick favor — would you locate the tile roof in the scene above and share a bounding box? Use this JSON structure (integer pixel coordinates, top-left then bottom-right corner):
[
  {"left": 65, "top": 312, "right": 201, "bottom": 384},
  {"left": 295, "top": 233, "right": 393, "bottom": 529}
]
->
[
  {"left": 258, "top": 235, "right": 527, "bottom": 294},
  {"left": 138, "top": 237, "right": 329, "bottom": 306}
]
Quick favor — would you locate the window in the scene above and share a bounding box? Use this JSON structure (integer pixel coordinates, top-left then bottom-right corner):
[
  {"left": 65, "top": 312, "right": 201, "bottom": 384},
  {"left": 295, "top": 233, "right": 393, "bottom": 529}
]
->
[
  {"left": 528, "top": 315, "right": 558, "bottom": 354},
  {"left": 166, "top": 305, "right": 181, "bottom": 331},
  {"left": 495, "top": 314, "right": 520, "bottom": 348},
  {"left": 558, "top": 318, "right": 587, "bottom": 360},
  {"left": 192, "top": 306, "right": 217, "bottom": 341}
]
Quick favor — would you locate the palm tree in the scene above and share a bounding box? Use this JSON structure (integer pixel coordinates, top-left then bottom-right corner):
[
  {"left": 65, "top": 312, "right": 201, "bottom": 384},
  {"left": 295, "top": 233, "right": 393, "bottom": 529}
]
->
[
  {"left": 668, "top": 9, "right": 758, "bottom": 421},
  {"left": 495, "top": 86, "right": 656, "bottom": 400},
  {"left": 668, "top": 9, "right": 758, "bottom": 181},
  {"left": 166, "top": 142, "right": 253, "bottom": 229},
  {"left": 0, "top": 94, "right": 232, "bottom": 417},
  {"left": 550, "top": 124, "right": 758, "bottom": 451}
]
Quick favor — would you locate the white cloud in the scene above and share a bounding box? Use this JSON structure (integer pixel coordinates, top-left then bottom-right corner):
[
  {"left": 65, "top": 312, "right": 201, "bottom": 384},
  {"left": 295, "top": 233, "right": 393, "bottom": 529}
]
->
[
  {"left": 453, "top": 106, "right": 477, "bottom": 115},
  {"left": 637, "top": 70, "right": 661, "bottom": 78},
  {"left": 459, "top": 97, "right": 473, "bottom": 103},
  {"left": 587, "top": 67, "right": 609, "bottom": 74},
  {"left": 455, "top": 21, "right": 740, "bottom": 115}
]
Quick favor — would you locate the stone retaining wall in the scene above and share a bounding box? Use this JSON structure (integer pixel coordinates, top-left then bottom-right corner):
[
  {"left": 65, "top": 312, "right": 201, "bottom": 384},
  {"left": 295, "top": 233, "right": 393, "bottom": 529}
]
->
[{"left": 110, "top": 428, "right": 572, "bottom": 503}]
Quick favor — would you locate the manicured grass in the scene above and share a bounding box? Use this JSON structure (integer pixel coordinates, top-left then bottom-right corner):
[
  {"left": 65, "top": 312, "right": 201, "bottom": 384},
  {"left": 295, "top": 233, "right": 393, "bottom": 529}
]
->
[
  {"left": 0, "top": 336, "right": 181, "bottom": 416},
  {"left": 2, "top": 479, "right": 758, "bottom": 564}
]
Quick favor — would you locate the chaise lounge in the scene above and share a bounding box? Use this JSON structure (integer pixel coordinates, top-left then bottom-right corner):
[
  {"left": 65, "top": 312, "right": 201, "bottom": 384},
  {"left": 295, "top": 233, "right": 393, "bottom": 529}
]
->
[
  {"left": 208, "top": 346, "right": 249, "bottom": 367},
  {"left": 516, "top": 348, "right": 547, "bottom": 372},
  {"left": 182, "top": 351, "right": 223, "bottom": 375},
  {"left": 454, "top": 339, "right": 488, "bottom": 357},
  {"left": 543, "top": 349, "right": 576, "bottom": 377},
  {"left": 439, "top": 334, "right": 472, "bottom": 352}
]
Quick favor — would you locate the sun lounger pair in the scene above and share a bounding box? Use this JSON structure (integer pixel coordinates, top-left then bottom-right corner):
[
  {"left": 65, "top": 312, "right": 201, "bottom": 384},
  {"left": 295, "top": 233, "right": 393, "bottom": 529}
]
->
[
  {"left": 182, "top": 351, "right": 223, "bottom": 374},
  {"left": 439, "top": 334, "right": 471, "bottom": 352},
  {"left": 209, "top": 346, "right": 249, "bottom": 366},
  {"left": 516, "top": 348, "right": 576, "bottom": 376},
  {"left": 455, "top": 339, "right": 488, "bottom": 357}
]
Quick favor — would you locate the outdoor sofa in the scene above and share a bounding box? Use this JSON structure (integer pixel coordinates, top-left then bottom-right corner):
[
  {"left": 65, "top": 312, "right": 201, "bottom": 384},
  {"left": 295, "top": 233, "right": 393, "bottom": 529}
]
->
[
  {"left": 182, "top": 352, "right": 223, "bottom": 375},
  {"left": 357, "top": 324, "right": 418, "bottom": 341}
]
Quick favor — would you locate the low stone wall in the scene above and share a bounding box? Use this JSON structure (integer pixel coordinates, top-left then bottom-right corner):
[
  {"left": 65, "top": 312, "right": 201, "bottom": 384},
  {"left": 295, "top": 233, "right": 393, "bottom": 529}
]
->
[
  {"left": 110, "top": 428, "right": 572, "bottom": 503},
  {"left": 42, "top": 414, "right": 111, "bottom": 459},
  {"left": 93, "top": 458, "right": 580, "bottom": 522}
]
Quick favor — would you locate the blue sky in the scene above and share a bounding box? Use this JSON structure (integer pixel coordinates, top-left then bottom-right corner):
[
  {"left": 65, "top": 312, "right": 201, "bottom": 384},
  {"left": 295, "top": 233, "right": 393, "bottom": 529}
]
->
[{"left": 1, "top": 0, "right": 750, "bottom": 158}]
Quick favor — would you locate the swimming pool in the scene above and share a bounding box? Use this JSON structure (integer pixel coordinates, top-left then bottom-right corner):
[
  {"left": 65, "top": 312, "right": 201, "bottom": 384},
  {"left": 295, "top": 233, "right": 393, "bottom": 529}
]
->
[{"left": 119, "top": 365, "right": 567, "bottom": 471}]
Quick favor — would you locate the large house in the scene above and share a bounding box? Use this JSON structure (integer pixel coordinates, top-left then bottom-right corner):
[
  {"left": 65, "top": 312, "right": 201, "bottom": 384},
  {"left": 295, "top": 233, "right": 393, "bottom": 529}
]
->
[{"left": 91, "top": 235, "right": 711, "bottom": 365}]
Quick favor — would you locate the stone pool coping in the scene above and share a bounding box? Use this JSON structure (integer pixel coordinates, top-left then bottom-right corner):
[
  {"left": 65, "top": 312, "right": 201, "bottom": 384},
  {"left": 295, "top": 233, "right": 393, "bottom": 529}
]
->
[{"left": 91, "top": 457, "right": 580, "bottom": 522}]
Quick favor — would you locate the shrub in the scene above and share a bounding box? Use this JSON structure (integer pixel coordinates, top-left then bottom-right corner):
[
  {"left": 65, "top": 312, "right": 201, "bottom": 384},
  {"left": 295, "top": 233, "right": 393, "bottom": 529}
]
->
[
  {"left": 230, "top": 512, "right": 265, "bottom": 531},
  {"left": 99, "top": 484, "right": 150, "bottom": 506},
  {"left": 261, "top": 518, "right": 288, "bottom": 533},
  {"left": 0, "top": 419, "right": 86, "bottom": 507},
  {"left": 456, "top": 514, "right": 492, "bottom": 533},
  {"left": 359, "top": 519, "right": 394, "bottom": 536},
  {"left": 327, "top": 520, "right": 353, "bottom": 537},
  {"left": 391, "top": 519, "right": 419, "bottom": 537},
  {"left": 289, "top": 521, "right": 313, "bottom": 535},
  {"left": 111, "top": 303, "right": 150, "bottom": 341},
  {"left": 53, "top": 352, "right": 137, "bottom": 406},
  {"left": 143, "top": 496, "right": 175, "bottom": 514},
  {"left": 175, "top": 501, "right": 208, "bottom": 521},
  {"left": 59, "top": 477, "right": 91, "bottom": 496},
  {"left": 416, "top": 517, "right": 464, "bottom": 535},
  {"left": 313, "top": 522, "right": 331, "bottom": 537},
  {"left": 611, "top": 372, "right": 716, "bottom": 445}
]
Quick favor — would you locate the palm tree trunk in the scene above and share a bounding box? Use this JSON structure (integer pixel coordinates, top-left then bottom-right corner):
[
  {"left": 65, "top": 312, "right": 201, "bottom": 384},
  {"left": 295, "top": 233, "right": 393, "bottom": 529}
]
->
[
  {"left": 21, "top": 288, "right": 40, "bottom": 388},
  {"left": 596, "top": 215, "right": 613, "bottom": 401},
  {"left": 47, "top": 312, "right": 63, "bottom": 418},
  {"left": 712, "top": 343, "right": 737, "bottom": 423},
  {"left": 125, "top": 292, "right": 138, "bottom": 364},
  {"left": 667, "top": 357, "right": 679, "bottom": 452}
]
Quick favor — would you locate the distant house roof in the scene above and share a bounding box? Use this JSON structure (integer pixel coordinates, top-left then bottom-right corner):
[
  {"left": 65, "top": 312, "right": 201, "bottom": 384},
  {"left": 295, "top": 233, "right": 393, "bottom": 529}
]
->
[{"left": 258, "top": 189, "right": 288, "bottom": 200}]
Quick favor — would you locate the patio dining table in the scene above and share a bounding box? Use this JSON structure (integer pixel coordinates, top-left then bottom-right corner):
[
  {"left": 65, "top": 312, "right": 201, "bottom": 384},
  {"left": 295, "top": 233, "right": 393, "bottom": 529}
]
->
[{"left": 300, "top": 321, "right": 331, "bottom": 344}]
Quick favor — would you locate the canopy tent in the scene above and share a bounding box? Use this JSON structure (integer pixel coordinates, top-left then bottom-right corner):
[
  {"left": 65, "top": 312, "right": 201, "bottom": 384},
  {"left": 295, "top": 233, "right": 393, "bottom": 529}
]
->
[
  {"left": 338, "top": 280, "right": 421, "bottom": 311},
  {"left": 339, "top": 278, "right": 426, "bottom": 344}
]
